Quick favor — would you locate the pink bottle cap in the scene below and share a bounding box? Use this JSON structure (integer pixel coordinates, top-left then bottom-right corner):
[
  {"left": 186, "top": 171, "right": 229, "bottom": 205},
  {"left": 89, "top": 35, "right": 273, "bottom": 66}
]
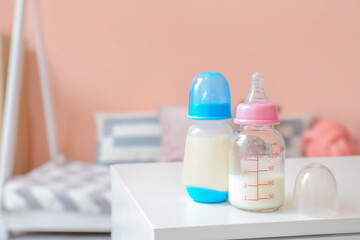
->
[{"left": 234, "top": 72, "right": 280, "bottom": 125}]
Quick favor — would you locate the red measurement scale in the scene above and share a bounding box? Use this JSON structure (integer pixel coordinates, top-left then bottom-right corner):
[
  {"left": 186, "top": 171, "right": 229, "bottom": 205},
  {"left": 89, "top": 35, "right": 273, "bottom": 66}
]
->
[{"left": 243, "top": 153, "right": 279, "bottom": 201}]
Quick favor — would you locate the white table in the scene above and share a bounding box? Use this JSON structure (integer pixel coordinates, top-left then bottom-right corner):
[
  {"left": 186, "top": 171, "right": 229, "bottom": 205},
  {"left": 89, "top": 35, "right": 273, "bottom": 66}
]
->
[{"left": 111, "top": 156, "right": 360, "bottom": 240}]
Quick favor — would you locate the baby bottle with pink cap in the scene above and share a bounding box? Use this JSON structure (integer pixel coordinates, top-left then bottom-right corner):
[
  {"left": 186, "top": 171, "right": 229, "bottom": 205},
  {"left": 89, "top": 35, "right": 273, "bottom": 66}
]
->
[{"left": 229, "top": 72, "right": 285, "bottom": 212}]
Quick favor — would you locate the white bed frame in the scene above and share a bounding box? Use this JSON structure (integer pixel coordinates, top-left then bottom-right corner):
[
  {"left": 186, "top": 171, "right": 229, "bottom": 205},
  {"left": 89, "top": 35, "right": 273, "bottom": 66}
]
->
[{"left": 0, "top": 0, "right": 110, "bottom": 238}]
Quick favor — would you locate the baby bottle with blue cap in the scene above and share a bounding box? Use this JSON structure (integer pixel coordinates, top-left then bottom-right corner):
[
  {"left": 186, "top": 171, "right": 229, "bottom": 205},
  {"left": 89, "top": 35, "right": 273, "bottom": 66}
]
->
[{"left": 182, "top": 72, "right": 232, "bottom": 203}]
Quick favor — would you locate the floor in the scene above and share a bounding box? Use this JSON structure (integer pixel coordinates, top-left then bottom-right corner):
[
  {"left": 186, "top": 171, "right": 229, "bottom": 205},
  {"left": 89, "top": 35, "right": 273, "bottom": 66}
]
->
[{"left": 10, "top": 233, "right": 110, "bottom": 240}]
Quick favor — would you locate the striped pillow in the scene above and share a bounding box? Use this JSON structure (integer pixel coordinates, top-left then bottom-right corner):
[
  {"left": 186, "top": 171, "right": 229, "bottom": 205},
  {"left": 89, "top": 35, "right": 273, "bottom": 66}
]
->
[
  {"left": 94, "top": 112, "right": 161, "bottom": 164},
  {"left": 276, "top": 114, "right": 314, "bottom": 158}
]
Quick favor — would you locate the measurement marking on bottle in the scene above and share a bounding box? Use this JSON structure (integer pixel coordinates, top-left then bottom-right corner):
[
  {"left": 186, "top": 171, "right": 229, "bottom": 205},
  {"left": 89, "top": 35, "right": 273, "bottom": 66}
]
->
[
  {"left": 256, "top": 154, "right": 259, "bottom": 201},
  {"left": 243, "top": 153, "right": 278, "bottom": 201}
]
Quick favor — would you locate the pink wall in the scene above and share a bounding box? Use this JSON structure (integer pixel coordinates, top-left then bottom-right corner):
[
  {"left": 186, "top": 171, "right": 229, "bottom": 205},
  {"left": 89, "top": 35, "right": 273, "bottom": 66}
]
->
[{"left": 1, "top": 0, "right": 360, "bottom": 168}]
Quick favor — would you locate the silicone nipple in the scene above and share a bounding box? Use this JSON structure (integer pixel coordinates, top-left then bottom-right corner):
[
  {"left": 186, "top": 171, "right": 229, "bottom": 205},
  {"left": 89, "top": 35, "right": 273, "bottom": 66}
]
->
[
  {"left": 245, "top": 72, "right": 269, "bottom": 104},
  {"left": 234, "top": 72, "right": 279, "bottom": 125}
]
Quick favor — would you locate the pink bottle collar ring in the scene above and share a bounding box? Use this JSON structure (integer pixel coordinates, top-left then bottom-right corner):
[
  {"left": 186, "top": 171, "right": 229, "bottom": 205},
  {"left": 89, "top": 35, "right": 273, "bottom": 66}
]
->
[{"left": 234, "top": 103, "right": 280, "bottom": 125}]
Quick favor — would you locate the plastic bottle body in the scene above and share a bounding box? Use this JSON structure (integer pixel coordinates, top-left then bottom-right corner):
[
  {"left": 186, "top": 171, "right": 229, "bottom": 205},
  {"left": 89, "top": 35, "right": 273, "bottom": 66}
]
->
[
  {"left": 229, "top": 125, "right": 285, "bottom": 211},
  {"left": 182, "top": 120, "right": 232, "bottom": 203}
]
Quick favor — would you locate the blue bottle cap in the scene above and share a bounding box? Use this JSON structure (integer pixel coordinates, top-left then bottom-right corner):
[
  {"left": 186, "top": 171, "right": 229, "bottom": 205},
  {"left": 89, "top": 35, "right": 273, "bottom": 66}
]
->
[{"left": 188, "top": 72, "right": 232, "bottom": 120}]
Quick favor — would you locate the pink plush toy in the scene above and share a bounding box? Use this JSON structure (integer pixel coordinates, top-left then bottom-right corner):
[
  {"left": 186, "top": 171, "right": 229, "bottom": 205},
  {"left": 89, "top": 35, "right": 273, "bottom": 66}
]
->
[{"left": 303, "top": 120, "right": 359, "bottom": 157}]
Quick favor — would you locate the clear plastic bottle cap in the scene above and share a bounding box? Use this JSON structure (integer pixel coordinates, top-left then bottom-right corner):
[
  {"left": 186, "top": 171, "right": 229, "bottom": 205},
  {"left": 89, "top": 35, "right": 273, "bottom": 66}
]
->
[{"left": 293, "top": 163, "right": 339, "bottom": 218}]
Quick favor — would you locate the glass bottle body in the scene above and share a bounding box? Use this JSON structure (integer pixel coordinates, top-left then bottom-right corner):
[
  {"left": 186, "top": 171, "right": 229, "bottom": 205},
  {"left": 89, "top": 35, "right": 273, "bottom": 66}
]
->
[{"left": 229, "top": 125, "right": 285, "bottom": 211}]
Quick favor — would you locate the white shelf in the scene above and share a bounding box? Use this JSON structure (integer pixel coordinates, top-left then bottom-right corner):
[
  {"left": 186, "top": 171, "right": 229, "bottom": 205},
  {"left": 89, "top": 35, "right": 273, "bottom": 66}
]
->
[{"left": 111, "top": 156, "right": 360, "bottom": 240}]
